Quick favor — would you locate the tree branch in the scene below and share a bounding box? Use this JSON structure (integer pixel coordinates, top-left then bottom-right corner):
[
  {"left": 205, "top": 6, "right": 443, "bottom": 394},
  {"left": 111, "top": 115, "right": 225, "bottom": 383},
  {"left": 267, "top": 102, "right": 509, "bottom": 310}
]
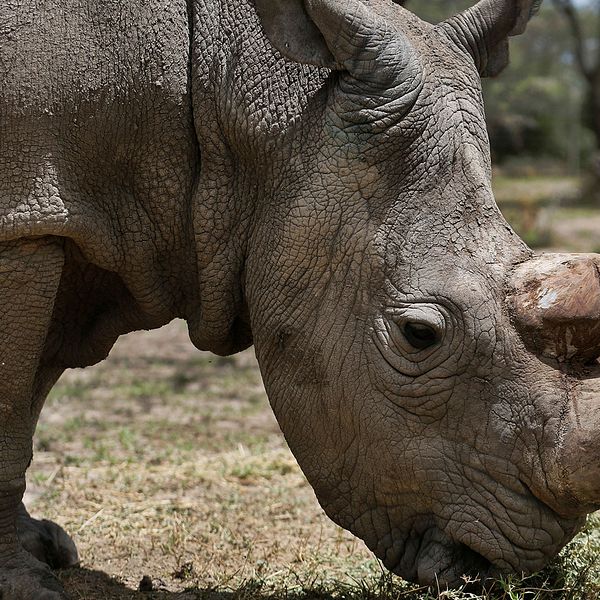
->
[
  {"left": 596, "top": 0, "right": 600, "bottom": 75},
  {"left": 553, "top": 0, "right": 594, "bottom": 80}
]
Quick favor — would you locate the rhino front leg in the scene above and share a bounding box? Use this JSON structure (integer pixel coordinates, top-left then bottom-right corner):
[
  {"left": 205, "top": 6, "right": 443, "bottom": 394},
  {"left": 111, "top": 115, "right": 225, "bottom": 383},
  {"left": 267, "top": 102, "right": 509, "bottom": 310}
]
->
[
  {"left": 16, "top": 503, "right": 78, "bottom": 570},
  {"left": 0, "top": 237, "right": 71, "bottom": 599}
]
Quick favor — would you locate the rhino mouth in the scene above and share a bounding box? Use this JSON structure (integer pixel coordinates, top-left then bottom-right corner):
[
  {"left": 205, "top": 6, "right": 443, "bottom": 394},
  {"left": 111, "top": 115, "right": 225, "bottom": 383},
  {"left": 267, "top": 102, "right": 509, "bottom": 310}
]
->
[
  {"left": 375, "top": 467, "right": 585, "bottom": 588},
  {"left": 383, "top": 511, "right": 581, "bottom": 588},
  {"left": 382, "top": 524, "right": 493, "bottom": 587},
  {"left": 448, "top": 476, "right": 584, "bottom": 581}
]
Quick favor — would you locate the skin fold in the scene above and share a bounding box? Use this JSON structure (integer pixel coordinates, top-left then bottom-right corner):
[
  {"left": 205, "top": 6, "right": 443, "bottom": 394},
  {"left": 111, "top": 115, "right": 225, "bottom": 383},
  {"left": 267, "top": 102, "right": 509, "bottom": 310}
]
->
[{"left": 0, "top": 0, "right": 598, "bottom": 596}]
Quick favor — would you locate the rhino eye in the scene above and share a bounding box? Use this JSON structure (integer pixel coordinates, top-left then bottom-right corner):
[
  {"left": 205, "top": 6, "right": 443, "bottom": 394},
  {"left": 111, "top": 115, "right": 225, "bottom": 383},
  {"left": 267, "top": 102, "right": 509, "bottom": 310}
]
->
[{"left": 403, "top": 322, "right": 439, "bottom": 350}]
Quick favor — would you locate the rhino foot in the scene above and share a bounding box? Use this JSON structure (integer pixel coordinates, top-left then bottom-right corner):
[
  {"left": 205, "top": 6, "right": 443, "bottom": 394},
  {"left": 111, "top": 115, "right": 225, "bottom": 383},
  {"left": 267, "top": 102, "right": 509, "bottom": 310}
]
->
[
  {"left": 0, "top": 550, "right": 69, "bottom": 599},
  {"left": 17, "top": 504, "right": 79, "bottom": 570}
]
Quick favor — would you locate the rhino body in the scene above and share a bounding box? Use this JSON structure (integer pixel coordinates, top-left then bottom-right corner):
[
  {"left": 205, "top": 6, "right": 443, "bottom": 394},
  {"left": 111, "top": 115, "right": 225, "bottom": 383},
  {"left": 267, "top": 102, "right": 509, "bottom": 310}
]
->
[{"left": 0, "top": 0, "right": 599, "bottom": 597}]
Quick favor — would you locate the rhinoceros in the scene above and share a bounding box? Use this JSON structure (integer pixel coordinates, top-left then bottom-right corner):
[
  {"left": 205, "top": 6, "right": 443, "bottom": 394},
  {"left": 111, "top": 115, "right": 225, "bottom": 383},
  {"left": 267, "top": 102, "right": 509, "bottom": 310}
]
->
[{"left": 0, "top": 0, "right": 598, "bottom": 596}]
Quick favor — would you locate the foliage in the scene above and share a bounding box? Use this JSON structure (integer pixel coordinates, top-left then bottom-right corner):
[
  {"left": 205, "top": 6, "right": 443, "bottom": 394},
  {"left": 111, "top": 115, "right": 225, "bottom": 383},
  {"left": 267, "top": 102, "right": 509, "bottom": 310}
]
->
[{"left": 403, "top": 1, "right": 599, "bottom": 173}]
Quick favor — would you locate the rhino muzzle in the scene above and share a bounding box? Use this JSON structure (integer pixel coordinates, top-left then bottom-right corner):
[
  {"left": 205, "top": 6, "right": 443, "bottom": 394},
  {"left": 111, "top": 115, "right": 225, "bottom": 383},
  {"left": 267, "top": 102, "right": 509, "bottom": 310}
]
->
[
  {"left": 509, "top": 253, "right": 600, "bottom": 516},
  {"left": 562, "top": 370, "right": 600, "bottom": 509}
]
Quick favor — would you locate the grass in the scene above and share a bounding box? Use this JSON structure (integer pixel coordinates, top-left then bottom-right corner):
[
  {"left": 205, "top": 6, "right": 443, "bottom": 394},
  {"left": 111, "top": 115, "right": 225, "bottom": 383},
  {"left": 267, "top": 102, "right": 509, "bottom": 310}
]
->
[{"left": 25, "top": 319, "right": 600, "bottom": 600}]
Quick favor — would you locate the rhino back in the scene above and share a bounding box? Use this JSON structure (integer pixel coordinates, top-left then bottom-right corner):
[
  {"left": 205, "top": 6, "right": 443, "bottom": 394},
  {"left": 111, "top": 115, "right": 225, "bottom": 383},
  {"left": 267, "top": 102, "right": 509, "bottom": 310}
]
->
[{"left": 0, "top": 0, "right": 198, "bottom": 275}]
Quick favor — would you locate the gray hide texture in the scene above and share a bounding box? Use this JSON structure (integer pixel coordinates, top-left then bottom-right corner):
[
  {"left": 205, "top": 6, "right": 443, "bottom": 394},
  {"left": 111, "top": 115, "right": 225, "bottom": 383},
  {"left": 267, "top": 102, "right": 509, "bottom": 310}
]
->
[{"left": 0, "top": 0, "right": 598, "bottom": 596}]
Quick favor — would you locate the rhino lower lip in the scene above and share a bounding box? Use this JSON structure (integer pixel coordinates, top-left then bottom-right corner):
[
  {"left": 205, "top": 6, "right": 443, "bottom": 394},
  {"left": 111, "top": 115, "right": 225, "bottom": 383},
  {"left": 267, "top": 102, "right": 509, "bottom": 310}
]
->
[
  {"left": 443, "top": 477, "right": 583, "bottom": 578},
  {"left": 383, "top": 526, "right": 493, "bottom": 587}
]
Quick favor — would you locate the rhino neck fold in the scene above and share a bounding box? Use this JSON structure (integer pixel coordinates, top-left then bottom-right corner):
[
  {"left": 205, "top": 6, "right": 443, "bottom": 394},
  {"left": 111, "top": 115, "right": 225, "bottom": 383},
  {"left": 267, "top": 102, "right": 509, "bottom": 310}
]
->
[{"left": 186, "top": 0, "right": 332, "bottom": 355}]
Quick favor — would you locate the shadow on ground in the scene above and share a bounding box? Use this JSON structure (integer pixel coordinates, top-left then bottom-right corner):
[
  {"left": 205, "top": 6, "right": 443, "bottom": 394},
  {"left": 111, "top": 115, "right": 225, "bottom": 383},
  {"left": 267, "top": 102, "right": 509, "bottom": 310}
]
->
[{"left": 60, "top": 566, "right": 349, "bottom": 600}]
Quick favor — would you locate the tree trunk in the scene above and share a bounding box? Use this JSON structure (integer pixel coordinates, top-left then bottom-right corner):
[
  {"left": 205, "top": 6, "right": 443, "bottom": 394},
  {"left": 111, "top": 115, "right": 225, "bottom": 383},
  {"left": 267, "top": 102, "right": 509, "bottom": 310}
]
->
[
  {"left": 583, "top": 75, "right": 600, "bottom": 203},
  {"left": 590, "top": 74, "right": 600, "bottom": 151}
]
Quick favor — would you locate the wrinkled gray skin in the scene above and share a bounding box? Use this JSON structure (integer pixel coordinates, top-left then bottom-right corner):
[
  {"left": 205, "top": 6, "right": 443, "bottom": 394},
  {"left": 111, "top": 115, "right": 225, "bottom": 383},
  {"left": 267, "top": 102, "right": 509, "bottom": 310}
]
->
[{"left": 0, "top": 0, "right": 599, "bottom": 597}]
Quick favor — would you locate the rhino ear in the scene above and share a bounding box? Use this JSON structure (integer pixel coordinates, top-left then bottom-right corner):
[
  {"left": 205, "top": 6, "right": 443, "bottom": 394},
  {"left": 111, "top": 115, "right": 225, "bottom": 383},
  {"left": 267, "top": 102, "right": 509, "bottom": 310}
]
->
[
  {"left": 254, "top": 0, "right": 338, "bottom": 69},
  {"left": 441, "top": 0, "right": 542, "bottom": 77},
  {"left": 254, "top": 0, "right": 422, "bottom": 89}
]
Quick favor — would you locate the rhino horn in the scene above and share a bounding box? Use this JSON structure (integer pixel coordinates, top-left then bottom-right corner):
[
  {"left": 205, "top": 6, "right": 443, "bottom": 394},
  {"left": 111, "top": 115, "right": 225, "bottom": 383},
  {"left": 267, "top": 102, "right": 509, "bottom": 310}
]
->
[
  {"left": 509, "top": 253, "right": 600, "bottom": 363},
  {"left": 440, "top": 0, "right": 543, "bottom": 76},
  {"left": 255, "top": 0, "right": 422, "bottom": 90}
]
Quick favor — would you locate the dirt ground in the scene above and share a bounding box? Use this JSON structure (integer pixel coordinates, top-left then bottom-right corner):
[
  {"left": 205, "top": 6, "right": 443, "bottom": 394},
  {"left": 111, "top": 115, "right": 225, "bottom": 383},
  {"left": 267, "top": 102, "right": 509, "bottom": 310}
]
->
[{"left": 26, "top": 206, "right": 600, "bottom": 600}]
